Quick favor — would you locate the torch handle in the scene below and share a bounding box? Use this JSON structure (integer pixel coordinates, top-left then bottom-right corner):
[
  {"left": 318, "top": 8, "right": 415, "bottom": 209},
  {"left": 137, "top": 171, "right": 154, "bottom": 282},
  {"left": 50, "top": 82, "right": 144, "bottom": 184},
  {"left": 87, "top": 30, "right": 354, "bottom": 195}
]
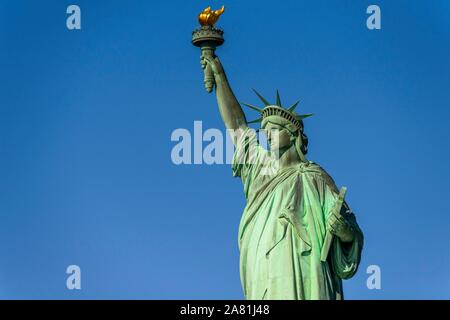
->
[{"left": 201, "top": 46, "right": 216, "bottom": 93}]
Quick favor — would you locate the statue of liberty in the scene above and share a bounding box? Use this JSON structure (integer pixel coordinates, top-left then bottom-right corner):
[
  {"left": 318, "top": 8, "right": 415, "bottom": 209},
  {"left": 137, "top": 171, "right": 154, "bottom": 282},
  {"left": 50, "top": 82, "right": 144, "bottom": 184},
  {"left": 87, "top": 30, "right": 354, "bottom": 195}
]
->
[
  {"left": 199, "top": 54, "right": 364, "bottom": 300},
  {"left": 193, "top": 7, "right": 363, "bottom": 300}
]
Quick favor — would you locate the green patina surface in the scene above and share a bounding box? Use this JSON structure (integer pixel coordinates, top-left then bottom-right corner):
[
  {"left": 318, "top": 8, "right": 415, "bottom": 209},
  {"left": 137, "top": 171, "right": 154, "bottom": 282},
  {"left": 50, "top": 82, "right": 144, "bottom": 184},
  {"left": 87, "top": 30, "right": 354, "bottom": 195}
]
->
[
  {"left": 232, "top": 127, "right": 363, "bottom": 299},
  {"left": 193, "top": 25, "right": 363, "bottom": 299}
]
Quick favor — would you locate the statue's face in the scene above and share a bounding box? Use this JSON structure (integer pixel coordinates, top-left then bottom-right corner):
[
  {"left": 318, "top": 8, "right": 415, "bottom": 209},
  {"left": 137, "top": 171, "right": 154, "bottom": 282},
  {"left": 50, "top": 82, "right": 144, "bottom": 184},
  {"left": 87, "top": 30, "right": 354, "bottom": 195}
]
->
[{"left": 263, "top": 122, "right": 292, "bottom": 151}]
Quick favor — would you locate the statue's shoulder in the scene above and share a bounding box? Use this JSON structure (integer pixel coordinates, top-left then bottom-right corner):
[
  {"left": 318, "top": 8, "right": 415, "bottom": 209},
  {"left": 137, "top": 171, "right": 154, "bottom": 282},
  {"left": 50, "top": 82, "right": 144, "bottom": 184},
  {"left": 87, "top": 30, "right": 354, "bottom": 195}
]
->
[{"left": 301, "top": 161, "right": 338, "bottom": 191}]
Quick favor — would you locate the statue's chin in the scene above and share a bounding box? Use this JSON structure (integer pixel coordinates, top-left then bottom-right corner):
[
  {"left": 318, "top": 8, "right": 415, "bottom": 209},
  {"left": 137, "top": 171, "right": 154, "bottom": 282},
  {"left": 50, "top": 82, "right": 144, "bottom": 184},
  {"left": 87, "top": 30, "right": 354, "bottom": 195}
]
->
[
  {"left": 269, "top": 144, "right": 293, "bottom": 158},
  {"left": 269, "top": 142, "right": 290, "bottom": 152},
  {"left": 269, "top": 147, "right": 282, "bottom": 156}
]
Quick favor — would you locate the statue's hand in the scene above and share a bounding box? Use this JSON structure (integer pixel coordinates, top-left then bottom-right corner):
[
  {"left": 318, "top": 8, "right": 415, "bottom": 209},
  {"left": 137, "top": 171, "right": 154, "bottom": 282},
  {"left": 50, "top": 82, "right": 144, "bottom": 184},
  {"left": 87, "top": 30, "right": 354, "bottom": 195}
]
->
[
  {"left": 201, "top": 55, "right": 225, "bottom": 78},
  {"left": 326, "top": 210, "right": 354, "bottom": 243}
]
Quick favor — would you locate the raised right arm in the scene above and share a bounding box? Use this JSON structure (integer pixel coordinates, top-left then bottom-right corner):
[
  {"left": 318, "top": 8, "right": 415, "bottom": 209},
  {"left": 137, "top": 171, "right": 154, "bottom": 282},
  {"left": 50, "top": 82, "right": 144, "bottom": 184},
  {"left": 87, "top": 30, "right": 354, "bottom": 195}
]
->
[{"left": 201, "top": 55, "right": 248, "bottom": 140}]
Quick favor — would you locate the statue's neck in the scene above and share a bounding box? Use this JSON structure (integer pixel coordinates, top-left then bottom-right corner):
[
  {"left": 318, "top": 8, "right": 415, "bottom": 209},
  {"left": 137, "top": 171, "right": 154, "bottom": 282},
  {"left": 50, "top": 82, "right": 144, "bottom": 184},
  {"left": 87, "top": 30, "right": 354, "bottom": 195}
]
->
[{"left": 271, "top": 143, "right": 305, "bottom": 170}]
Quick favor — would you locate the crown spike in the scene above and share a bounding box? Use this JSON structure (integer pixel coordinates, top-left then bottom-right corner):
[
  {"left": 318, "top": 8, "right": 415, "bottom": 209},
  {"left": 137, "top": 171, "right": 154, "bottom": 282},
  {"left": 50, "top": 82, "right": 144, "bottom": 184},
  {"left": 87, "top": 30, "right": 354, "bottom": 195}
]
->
[
  {"left": 240, "top": 102, "right": 263, "bottom": 113},
  {"left": 247, "top": 117, "right": 263, "bottom": 124},
  {"left": 296, "top": 113, "right": 314, "bottom": 120},
  {"left": 288, "top": 99, "right": 301, "bottom": 111},
  {"left": 275, "top": 90, "right": 282, "bottom": 107},
  {"left": 252, "top": 88, "right": 271, "bottom": 106}
]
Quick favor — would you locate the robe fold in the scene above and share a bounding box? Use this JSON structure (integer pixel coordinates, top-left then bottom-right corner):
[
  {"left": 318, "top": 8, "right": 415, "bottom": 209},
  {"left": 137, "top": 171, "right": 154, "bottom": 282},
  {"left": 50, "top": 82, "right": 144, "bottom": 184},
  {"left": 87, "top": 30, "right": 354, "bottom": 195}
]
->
[{"left": 232, "top": 128, "right": 363, "bottom": 300}]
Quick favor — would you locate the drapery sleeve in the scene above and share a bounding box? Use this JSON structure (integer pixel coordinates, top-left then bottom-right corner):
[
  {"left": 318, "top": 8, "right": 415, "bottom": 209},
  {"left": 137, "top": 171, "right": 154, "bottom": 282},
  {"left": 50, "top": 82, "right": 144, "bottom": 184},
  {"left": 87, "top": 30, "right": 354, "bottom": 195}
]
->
[
  {"left": 231, "top": 127, "right": 269, "bottom": 197},
  {"left": 321, "top": 176, "right": 364, "bottom": 280},
  {"left": 330, "top": 206, "right": 364, "bottom": 279}
]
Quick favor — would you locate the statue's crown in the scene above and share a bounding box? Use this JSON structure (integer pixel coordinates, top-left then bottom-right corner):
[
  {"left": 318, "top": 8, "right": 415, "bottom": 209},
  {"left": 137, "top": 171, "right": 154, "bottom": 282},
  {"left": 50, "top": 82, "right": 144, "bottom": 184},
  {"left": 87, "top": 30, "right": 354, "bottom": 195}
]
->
[{"left": 242, "top": 89, "right": 313, "bottom": 131}]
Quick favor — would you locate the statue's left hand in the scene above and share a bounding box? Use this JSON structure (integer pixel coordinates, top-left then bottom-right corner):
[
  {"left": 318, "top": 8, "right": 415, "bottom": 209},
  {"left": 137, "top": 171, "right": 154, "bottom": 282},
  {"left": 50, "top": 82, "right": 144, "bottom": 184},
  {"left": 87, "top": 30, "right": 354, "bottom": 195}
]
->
[{"left": 327, "top": 210, "right": 354, "bottom": 243}]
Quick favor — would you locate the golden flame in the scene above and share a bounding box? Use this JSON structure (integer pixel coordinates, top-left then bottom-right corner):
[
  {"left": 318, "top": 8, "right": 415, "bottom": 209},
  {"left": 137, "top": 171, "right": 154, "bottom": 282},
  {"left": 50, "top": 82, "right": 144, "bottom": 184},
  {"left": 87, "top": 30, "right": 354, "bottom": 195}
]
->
[{"left": 198, "top": 5, "right": 225, "bottom": 26}]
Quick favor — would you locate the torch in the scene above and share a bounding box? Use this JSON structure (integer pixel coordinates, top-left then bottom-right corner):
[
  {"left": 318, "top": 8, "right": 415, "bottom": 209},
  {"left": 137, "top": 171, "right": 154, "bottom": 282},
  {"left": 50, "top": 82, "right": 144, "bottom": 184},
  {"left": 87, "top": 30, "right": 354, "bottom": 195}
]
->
[{"left": 192, "top": 6, "right": 225, "bottom": 93}]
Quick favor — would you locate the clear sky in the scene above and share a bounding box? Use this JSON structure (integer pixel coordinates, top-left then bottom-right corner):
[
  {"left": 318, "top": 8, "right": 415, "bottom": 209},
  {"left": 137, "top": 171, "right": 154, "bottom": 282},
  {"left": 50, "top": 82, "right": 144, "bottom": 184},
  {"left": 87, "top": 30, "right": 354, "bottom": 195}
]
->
[{"left": 0, "top": 0, "right": 449, "bottom": 299}]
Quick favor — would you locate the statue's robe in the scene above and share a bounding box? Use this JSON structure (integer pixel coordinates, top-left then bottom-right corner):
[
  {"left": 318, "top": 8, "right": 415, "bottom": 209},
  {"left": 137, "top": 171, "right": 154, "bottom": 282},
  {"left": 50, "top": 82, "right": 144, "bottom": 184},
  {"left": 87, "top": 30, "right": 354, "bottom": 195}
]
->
[{"left": 232, "top": 128, "right": 363, "bottom": 300}]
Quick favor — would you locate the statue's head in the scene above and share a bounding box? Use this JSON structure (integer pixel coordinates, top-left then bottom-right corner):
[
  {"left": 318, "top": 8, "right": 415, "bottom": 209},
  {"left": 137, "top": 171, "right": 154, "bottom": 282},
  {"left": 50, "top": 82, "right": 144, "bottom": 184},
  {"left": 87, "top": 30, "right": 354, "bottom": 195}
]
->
[
  {"left": 262, "top": 119, "right": 294, "bottom": 151},
  {"left": 242, "top": 90, "right": 312, "bottom": 156}
]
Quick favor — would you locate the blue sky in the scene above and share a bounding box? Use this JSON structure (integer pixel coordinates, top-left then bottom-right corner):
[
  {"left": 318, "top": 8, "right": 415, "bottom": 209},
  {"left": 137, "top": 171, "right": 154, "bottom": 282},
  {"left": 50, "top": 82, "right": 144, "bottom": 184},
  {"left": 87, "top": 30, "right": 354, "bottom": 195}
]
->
[{"left": 0, "top": 0, "right": 449, "bottom": 299}]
